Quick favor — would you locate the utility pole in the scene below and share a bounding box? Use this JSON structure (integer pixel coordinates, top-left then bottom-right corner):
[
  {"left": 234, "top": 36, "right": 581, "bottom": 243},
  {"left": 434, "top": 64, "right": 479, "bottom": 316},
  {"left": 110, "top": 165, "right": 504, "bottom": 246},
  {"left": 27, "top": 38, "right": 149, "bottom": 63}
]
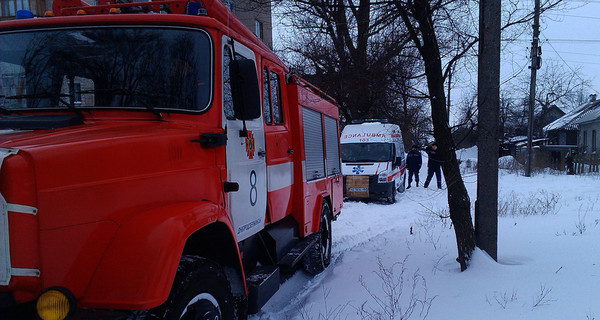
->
[
  {"left": 476, "top": 0, "right": 500, "bottom": 261},
  {"left": 525, "top": 0, "right": 541, "bottom": 177}
]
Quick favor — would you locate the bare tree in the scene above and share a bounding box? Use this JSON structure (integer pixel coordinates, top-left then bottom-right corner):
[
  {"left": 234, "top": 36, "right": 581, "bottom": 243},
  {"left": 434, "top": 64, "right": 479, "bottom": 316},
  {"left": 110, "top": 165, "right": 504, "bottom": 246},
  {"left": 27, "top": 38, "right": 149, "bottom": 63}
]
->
[
  {"left": 277, "top": 0, "right": 429, "bottom": 146},
  {"left": 394, "top": 0, "right": 475, "bottom": 271},
  {"left": 392, "top": 0, "right": 562, "bottom": 269},
  {"left": 500, "top": 60, "right": 592, "bottom": 137},
  {"left": 277, "top": 0, "right": 563, "bottom": 270}
]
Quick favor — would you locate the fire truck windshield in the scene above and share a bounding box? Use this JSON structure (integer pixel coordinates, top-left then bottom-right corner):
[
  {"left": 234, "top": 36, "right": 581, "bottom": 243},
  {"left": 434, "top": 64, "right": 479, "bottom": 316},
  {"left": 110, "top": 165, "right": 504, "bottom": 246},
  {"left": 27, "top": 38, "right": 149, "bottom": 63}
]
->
[
  {"left": 341, "top": 143, "right": 394, "bottom": 163},
  {"left": 0, "top": 27, "right": 212, "bottom": 113}
]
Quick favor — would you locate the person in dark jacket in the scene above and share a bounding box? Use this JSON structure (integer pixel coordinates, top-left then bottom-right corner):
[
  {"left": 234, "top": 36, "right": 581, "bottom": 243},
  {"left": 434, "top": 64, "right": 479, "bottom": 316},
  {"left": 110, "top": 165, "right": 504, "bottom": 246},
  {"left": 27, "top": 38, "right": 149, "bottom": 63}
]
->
[
  {"left": 423, "top": 142, "right": 442, "bottom": 189},
  {"left": 405, "top": 145, "right": 422, "bottom": 189},
  {"left": 565, "top": 149, "right": 575, "bottom": 175}
]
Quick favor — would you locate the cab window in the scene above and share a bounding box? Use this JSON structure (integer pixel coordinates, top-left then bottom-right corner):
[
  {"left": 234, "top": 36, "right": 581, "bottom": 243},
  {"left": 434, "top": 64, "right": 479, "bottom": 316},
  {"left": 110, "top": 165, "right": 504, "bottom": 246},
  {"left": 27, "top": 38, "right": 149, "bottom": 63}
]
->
[
  {"left": 262, "top": 67, "right": 283, "bottom": 125},
  {"left": 263, "top": 67, "right": 272, "bottom": 124},
  {"left": 270, "top": 71, "right": 282, "bottom": 124}
]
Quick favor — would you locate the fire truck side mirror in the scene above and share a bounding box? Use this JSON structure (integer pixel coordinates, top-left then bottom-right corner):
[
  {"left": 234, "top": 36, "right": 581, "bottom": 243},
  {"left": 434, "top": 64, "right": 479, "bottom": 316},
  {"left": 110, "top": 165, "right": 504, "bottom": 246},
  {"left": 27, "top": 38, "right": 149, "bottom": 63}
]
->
[{"left": 230, "top": 59, "right": 261, "bottom": 120}]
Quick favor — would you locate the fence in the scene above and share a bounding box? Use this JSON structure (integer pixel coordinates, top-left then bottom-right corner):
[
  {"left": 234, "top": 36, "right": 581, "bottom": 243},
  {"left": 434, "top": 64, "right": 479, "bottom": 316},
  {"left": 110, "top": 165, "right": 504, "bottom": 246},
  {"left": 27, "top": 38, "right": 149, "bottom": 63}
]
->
[{"left": 573, "top": 153, "right": 599, "bottom": 174}]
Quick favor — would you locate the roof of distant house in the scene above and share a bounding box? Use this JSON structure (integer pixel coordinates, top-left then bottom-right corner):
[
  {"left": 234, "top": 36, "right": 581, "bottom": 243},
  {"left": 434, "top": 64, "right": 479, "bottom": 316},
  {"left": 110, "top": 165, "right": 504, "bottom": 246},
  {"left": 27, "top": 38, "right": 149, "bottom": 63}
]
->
[
  {"left": 544, "top": 98, "right": 600, "bottom": 132},
  {"left": 575, "top": 107, "right": 600, "bottom": 125}
]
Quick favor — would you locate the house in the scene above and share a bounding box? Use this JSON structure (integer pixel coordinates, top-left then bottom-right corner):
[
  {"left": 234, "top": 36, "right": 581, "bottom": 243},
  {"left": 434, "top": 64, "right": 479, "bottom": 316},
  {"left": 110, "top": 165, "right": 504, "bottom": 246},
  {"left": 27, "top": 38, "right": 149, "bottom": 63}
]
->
[
  {"left": 1, "top": 0, "right": 273, "bottom": 48},
  {"left": 536, "top": 104, "right": 565, "bottom": 138},
  {"left": 544, "top": 94, "right": 600, "bottom": 148},
  {"left": 574, "top": 105, "right": 600, "bottom": 154},
  {"left": 222, "top": 0, "right": 273, "bottom": 48},
  {"left": 1, "top": 0, "right": 47, "bottom": 19},
  {"left": 542, "top": 94, "right": 600, "bottom": 171}
]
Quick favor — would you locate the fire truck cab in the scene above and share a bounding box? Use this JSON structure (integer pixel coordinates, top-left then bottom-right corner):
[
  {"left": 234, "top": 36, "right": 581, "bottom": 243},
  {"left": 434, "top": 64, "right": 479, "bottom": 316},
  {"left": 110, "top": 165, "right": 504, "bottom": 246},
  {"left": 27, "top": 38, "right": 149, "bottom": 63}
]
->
[{"left": 0, "top": 1, "right": 342, "bottom": 319}]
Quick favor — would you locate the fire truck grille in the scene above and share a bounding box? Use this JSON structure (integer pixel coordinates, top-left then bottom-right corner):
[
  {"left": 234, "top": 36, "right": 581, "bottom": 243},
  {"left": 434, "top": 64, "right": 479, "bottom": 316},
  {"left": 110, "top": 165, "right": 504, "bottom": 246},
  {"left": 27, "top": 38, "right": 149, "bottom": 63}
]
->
[
  {"left": 0, "top": 192, "right": 10, "bottom": 285},
  {"left": 0, "top": 148, "right": 18, "bottom": 286}
]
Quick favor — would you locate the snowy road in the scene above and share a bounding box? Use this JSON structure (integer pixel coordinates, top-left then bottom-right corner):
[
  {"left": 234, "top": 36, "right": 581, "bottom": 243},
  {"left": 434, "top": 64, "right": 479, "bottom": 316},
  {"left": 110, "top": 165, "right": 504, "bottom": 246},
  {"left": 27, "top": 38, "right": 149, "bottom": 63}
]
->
[
  {"left": 250, "top": 181, "right": 454, "bottom": 319},
  {"left": 250, "top": 164, "right": 600, "bottom": 320}
]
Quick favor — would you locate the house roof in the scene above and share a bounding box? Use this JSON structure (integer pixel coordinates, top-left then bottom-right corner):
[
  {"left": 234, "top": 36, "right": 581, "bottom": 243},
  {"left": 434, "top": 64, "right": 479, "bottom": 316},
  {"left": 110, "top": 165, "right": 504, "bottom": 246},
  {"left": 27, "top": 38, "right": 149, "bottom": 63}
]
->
[
  {"left": 545, "top": 105, "right": 565, "bottom": 117},
  {"left": 575, "top": 107, "right": 600, "bottom": 125},
  {"left": 544, "top": 98, "right": 600, "bottom": 132}
]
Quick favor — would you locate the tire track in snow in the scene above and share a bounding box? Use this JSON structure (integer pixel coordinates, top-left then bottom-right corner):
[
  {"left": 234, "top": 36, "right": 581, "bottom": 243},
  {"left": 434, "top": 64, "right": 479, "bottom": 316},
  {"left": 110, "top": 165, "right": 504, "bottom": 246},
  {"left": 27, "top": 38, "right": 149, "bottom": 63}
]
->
[{"left": 250, "top": 196, "right": 431, "bottom": 319}]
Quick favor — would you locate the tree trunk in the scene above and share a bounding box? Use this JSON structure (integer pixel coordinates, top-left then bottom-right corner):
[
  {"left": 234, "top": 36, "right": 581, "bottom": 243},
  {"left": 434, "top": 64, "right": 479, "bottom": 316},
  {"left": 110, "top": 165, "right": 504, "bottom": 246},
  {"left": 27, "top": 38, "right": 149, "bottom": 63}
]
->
[{"left": 409, "top": 0, "right": 476, "bottom": 271}]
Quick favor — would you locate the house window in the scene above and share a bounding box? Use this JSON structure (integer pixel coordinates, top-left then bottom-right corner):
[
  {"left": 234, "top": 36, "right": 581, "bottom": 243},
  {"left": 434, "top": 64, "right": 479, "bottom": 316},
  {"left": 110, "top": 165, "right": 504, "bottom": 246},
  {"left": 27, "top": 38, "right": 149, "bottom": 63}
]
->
[
  {"left": 593, "top": 130, "right": 597, "bottom": 153},
  {"left": 222, "top": 0, "right": 234, "bottom": 12},
  {"left": 254, "top": 20, "right": 264, "bottom": 40},
  {"left": 1, "top": 0, "right": 30, "bottom": 16},
  {"left": 583, "top": 131, "right": 588, "bottom": 153}
]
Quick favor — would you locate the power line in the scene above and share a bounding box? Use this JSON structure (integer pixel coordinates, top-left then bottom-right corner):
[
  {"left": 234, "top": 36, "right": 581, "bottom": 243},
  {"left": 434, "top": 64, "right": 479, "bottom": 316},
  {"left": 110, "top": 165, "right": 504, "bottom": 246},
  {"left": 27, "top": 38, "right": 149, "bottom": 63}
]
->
[
  {"left": 506, "top": 38, "right": 600, "bottom": 43},
  {"left": 552, "top": 51, "right": 600, "bottom": 57},
  {"left": 544, "top": 38, "right": 600, "bottom": 43},
  {"left": 545, "top": 57, "right": 600, "bottom": 65},
  {"left": 553, "top": 0, "right": 600, "bottom": 3},
  {"left": 542, "top": 33, "right": 600, "bottom": 94},
  {"left": 545, "top": 13, "right": 600, "bottom": 20}
]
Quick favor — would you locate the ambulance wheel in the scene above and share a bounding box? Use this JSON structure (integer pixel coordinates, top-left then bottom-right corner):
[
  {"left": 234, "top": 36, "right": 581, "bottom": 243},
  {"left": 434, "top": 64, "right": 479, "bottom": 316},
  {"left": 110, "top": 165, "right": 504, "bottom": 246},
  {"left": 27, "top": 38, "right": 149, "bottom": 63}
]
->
[
  {"left": 148, "top": 256, "right": 236, "bottom": 320},
  {"left": 398, "top": 174, "right": 406, "bottom": 193},
  {"left": 303, "top": 201, "right": 332, "bottom": 275},
  {"left": 387, "top": 185, "right": 396, "bottom": 204}
]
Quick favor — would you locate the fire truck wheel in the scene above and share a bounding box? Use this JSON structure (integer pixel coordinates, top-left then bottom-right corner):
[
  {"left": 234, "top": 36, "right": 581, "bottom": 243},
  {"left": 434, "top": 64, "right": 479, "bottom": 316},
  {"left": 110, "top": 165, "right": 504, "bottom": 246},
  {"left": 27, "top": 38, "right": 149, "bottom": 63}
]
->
[
  {"left": 303, "top": 201, "right": 332, "bottom": 275},
  {"left": 149, "top": 256, "right": 235, "bottom": 320}
]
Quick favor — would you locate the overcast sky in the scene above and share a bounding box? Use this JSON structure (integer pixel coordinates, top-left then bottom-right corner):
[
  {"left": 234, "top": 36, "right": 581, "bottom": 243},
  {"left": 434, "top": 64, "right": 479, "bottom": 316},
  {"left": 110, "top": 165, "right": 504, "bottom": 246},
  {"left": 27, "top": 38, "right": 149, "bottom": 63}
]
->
[
  {"left": 536, "top": 1, "right": 600, "bottom": 94},
  {"left": 272, "top": 0, "right": 600, "bottom": 114}
]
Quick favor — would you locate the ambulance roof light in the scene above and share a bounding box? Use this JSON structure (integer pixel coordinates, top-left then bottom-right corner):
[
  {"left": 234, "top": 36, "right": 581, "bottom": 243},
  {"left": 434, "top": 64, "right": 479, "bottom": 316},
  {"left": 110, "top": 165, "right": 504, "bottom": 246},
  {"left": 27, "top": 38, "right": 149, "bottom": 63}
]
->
[
  {"left": 186, "top": 1, "right": 207, "bottom": 15},
  {"left": 351, "top": 119, "right": 389, "bottom": 124},
  {"left": 16, "top": 10, "right": 34, "bottom": 19}
]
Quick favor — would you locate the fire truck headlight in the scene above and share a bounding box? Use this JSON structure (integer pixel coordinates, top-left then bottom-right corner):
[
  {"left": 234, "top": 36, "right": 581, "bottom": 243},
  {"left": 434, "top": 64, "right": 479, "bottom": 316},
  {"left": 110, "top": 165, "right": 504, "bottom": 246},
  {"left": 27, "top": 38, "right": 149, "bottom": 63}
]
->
[
  {"left": 36, "top": 287, "right": 75, "bottom": 320},
  {"left": 378, "top": 172, "right": 388, "bottom": 183}
]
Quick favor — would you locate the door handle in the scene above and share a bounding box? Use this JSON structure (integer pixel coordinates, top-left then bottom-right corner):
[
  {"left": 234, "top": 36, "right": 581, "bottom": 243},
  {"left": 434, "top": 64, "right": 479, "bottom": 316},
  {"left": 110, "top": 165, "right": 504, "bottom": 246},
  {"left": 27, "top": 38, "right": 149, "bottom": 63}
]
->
[
  {"left": 258, "top": 149, "right": 266, "bottom": 157},
  {"left": 223, "top": 181, "right": 239, "bottom": 193}
]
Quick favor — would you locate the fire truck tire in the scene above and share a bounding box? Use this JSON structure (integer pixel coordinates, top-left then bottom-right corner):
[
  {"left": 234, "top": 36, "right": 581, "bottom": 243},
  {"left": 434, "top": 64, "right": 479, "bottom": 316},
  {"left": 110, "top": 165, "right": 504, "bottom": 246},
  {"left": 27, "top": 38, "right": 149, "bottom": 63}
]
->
[
  {"left": 148, "top": 256, "right": 236, "bottom": 320},
  {"left": 303, "top": 201, "right": 332, "bottom": 275}
]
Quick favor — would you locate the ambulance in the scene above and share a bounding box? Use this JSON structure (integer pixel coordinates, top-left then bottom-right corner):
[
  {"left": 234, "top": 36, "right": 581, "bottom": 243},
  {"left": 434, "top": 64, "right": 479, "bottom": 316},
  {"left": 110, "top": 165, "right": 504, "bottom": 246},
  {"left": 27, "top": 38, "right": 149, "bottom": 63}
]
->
[{"left": 340, "top": 120, "right": 406, "bottom": 203}]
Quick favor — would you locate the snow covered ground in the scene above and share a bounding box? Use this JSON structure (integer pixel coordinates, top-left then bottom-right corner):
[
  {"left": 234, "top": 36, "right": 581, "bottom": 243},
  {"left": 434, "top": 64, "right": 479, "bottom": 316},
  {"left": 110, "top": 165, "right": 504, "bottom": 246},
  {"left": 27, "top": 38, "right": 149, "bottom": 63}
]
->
[{"left": 250, "top": 148, "right": 600, "bottom": 320}]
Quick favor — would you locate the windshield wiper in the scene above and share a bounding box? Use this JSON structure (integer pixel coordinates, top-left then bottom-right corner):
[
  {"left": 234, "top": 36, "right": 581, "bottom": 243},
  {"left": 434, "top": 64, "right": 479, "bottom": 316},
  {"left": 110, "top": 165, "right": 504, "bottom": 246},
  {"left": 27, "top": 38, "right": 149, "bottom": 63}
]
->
[
  {"left": 4, "top": 92, "right": 83, "bottom": 117},
  {"left": 80, "top": 89, "right": 167, "bottom": 120}
]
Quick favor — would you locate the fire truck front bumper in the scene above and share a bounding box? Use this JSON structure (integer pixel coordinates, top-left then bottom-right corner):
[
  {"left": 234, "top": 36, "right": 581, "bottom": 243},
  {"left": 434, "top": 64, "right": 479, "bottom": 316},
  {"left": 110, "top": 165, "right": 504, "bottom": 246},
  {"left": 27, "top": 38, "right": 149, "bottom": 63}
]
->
[{"left": 0, "top": 292, "right": 143, "bottom": 320}]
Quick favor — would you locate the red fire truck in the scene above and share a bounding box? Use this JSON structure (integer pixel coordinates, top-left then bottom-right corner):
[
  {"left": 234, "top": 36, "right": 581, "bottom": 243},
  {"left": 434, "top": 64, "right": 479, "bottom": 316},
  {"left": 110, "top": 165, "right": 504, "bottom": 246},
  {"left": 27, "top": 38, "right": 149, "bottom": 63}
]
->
[{"left": 0, "top": 1, "right": 343, "bottom": 319}]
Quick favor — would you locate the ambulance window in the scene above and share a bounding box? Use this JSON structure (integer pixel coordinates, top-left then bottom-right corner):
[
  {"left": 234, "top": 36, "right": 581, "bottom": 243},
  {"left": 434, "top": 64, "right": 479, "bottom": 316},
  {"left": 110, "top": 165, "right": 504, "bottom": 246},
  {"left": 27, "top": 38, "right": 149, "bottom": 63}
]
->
[
  {"left": 263, "top": 67, "right": 272, "bottom": 124},
  {"left": 223, "top": 46, "right": 235, "bottom": 119},
  {"left": 270, "top": 71, "right": 283, "bottom": 124}
]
